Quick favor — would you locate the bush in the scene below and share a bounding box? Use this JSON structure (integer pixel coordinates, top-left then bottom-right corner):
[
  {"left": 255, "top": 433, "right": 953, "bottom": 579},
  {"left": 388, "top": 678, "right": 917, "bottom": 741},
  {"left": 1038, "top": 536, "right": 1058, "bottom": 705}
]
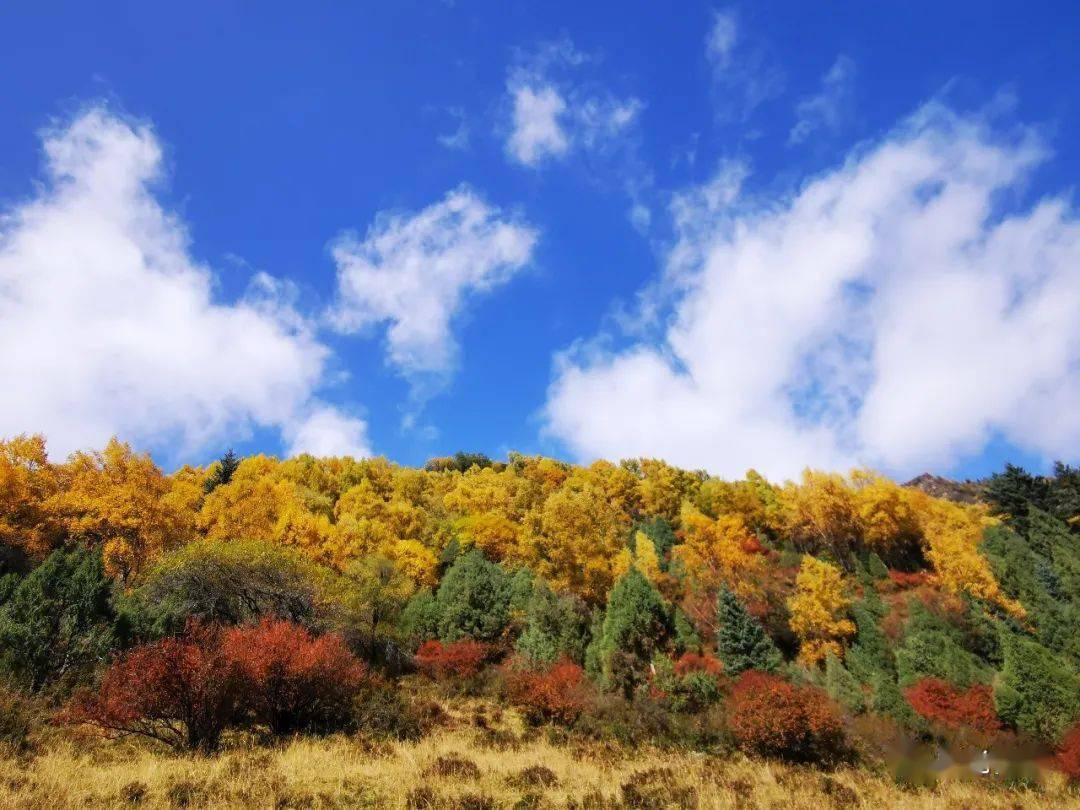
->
[
  {"left": 995, "top": 631, "right": 1080, "bottom": 741},
  {"left": 0, "top": 684, "right": 36, "bottom": 753},
  {"left": 224, "top": 618, "right": 367, "bottom": 735},
  {"left": 0, "top": 546, "right": 120, "bottom": 692},
  {"left": 504, "top": 657, "right": 589, "bottom": 725},
  {"left": 726, "top": 670, "right": 847, "bottom": 764},
  {"left": 1055, "top": 725, "right": 1080, "bottom": 784},
  {"left": 64, "top": 618, "right": 367, "bottom": 750},
  {"left": 903, "top": 677, "right": 1000, "bottom": 734},
  {"left": 673, "top": 651, "right": 723, "bottom": 678},
  {"left": 414, "top": 639, "right": 490, "bottom": 681},
  {"left": 352, "top": 684, "right": 428, "bottom": 741},
  {"left": 63, "top": 622, "right": 241, "bottom": 752}
]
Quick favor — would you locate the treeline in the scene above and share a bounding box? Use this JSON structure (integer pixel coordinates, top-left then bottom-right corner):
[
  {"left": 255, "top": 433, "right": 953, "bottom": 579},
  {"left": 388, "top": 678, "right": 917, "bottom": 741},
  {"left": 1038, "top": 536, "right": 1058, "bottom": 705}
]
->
[{"left": 0, "top": 435, "right": 1078, "bottom": 780}]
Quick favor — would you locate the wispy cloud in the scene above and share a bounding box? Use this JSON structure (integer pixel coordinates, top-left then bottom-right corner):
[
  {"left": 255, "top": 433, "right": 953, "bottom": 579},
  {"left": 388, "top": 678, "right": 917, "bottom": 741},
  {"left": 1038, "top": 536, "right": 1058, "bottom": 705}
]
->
[
  {"left": 705, "top": 8, "right": 785, "bottom": 121},
  {"left": 789, "top": 56, "right": 857, "bottom": 144}
]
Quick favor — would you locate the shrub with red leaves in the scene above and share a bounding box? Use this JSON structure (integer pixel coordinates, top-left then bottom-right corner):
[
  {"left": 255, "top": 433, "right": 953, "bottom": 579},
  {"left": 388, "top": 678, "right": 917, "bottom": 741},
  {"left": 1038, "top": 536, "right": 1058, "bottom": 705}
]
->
[
  {"left": 414, "top": 639, "right": 489, "bottom": 681},
  {"left": 62, "top": 623, "right": 242, "bottom": 752},
  {"left": 63, "top": 619, "right": 368, "bottom": 750},
  {"left": 886, "top": 570, "right": 931, "bottom": 589},
  {"left": 674, "top": 652, "right": 724, "bottom": 679},
  {"left": 903, "top": 677, "right": 1001, "bottom": 734},
  {"left": 504, "top": 657, "right": 589, "bottom": 725},
  {"left": 726, "top": 670, "right": 847, "bottom": 764},
  {"left": 224, "top": 619, "right": 367, "bottom": 735},
  {"left": 1056, "top": 725, "right": 1080, "bottom": 784}
]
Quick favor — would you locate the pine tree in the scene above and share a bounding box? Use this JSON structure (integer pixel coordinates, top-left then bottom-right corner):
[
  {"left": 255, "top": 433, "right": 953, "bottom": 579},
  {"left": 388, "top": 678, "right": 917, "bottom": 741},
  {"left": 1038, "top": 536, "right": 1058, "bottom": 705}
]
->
[
  {"left": 674, "top": 607, "right": 702, "bottom": 654},
  {"left": 593, "top": 567, "right": 672, "bottom": 696},
  {"left": 870, "top": 669, "right": 921, "bottom": 728},
  {"left": 715, "top": 585, "right": 782, "bottom": 676},
  {"left": 203, "top": 448, "right": 239, "bottom": 494},
  {"left": 867, "top": 552, "right": 889, "bottom": 581},
  {"left": 435, "top": 548, "right": 509, "bottom": 643},
  {"left": 995, "top": 630, "right": 1080, "bottom": 741},
  {"left": 825, "top": 652, "right": 865, "bottom": 714}
]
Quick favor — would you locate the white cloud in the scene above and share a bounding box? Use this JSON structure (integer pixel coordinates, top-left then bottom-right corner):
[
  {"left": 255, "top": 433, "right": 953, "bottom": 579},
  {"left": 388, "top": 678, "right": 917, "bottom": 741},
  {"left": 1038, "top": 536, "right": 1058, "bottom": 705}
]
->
[
  {"left": 789, "top": 56, "right": 857, "bottom": 144},
  {"left": 329, "top": 185, "right": 538, "bottom": 393},
  {"left": 705, "top": 8, "right": 785, "bottom": 120},
  {"left": 504, "top": 39, "right": 643, "bottom": 168},
  {"left": 437, "top": 107, "right": 471, "bottom": 151},
  {"left": 0, "top": 107, "right": 367, "bottom": 460},
  {"left": 544, "top": 101, "right": 1080, "bottom": 480},
  {"left": 283, "top": 404, "right": 371, "bottom": 458}
]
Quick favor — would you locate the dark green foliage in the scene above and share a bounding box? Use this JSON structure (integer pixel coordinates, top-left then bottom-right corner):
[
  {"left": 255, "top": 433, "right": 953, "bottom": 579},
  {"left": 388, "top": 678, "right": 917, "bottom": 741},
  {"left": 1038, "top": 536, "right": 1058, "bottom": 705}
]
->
[
  {"left": 1048, "top": 461, "right": 1080, "bottom": 528},
  {"left": 425, "top": 452, "right": 495, "bottom": 473},
  {"left": 715, "top": 586, "right": 781, "bottom": 677},
  {"left": 844, "top": 596, "right": 895, "bottom": 689},
  {"left": 825, "top": 653, "right": 865, "bottom": 714},
  {"left": 438, "top": 535, "right": 461, "bottom": 575},
  {"left": 995, "top": 631, "right": 1080, "bottom": 742},
  {"left": 202, "top": 448, "right": 240, "bottom": 494},
  {"left": 514, "top": 580, "right": 590, "bottom": 666},
  {"left": 435, "top": 548, "right": 509, "bottom": 643},
  {"left": 635, "top": 518, "right": 677, "bottom": 571},
  {"left": 673, "top": 608, "right": 701, "bottom": 655},
  {"left": 866, "top": 552, "right": 889, "bottom": 581},
  {"left": 0, "top": 547, "right": 121, "bottom": 692},
  {"left": 985, "top": 463, "right": 1052, "bottom": 526},
  {"left": 591, "top": 568, "right": 672, "bottom": 697},
  {"left": 869, "top": 669, "right": 920, "bottom": 728},
  {"left": 506, "top": 567, "right": 535, "bottom": 618},
  {"left": 895, "top": 623, "right": 991, "bottom": 689},
  {"left": 398, "top": 588, "right": 441, "bottom": 649},
  {"left": 123, "top": 540, "right": 323, "bottom": 639}
]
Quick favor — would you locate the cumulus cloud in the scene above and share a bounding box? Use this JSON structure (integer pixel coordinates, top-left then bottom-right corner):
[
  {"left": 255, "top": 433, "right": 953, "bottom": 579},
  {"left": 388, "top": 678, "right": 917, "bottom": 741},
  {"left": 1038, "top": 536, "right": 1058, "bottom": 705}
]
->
[
  {"left": 789, "top": 56, "right": 857, "bottom": 144},
  {"left": 0, "top": 107, "right": 369, "bottom": 460},
  {"left": 328, "top": 186, "right": 537, "bottom": 394},
  {"left": 504, "top": 39, "right": 643, "bottom": 168},
  {"left": 705, "top": 8, "right": 785, "bottom": 121},
  {"left": 282, "top": 404, "right": 371, "bottom": 458},
  {"left": 544, "top": 101, "right": 1080, "bottom": 480}
]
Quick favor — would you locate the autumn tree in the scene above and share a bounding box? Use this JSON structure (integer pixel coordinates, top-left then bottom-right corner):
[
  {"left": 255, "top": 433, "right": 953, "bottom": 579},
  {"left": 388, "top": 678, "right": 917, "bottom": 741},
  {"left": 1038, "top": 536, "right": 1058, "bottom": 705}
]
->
[
  {"left": 787, "top": 556, "right": 855, "bottom": 666},
  {"left": 0, "top": 434, "right": 59, "bottom": 560},
  {"left": 675, "top": 507, "right": 765, "bottom": 602},
  {"left": 780, "top": 470, "right": 860, "bottom": 559},
  {"left": 47, "top": 439, "right": 195, "bottom": 580}
]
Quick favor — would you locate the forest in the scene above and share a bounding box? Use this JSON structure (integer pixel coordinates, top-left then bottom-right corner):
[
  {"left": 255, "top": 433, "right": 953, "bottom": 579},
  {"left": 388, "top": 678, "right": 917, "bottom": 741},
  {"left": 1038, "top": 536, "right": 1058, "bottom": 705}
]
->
[{"left": 0, "top": 434, "right": 1078, "bottom": 807}]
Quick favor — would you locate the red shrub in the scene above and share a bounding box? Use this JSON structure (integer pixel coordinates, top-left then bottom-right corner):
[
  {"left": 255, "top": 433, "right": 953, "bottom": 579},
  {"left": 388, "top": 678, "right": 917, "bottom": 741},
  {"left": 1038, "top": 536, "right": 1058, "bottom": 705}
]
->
[
  {"left": 63, "top": 619, "right": 368, "bottom": 750},
  {"left": 504, "top": 657, "right": 589, "bottom": 725},
  {"left": 726, "top": 670, "right": 847, "bottom": 763},
  {"left": 62, "top": 623, "right": 241, "bottom": 752},
  {"left": 903, "top": 678, "right": 1000, "bottom": 734},
  {"left": 674, "top": 652, "right": 723, "bottom": 679},
  {"left": 886, "top": 570, "right": 931, "bottom": 589},
  {"left": 224, "top": 619, "right": 367, "bottom": 735},
  {"left": 1056, "top": 725, "right": 1080, "bottom": 784},
  {"left": 414, "top": 640, "right": 489, "bottom": 681}
]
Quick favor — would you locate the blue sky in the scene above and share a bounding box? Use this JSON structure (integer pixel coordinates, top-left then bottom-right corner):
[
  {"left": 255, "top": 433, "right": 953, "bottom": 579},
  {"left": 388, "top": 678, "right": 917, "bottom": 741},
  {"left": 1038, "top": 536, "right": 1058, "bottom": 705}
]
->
[{"left": 0, "top": 1, "right": 1077, "bottom": 481}]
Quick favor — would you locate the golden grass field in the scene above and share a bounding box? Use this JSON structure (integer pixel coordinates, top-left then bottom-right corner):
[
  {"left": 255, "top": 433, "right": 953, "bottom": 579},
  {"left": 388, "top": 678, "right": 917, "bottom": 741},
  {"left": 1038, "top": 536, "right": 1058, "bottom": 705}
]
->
[{"left": 1, "top": 698, "right": 1076, "bottom": 809}]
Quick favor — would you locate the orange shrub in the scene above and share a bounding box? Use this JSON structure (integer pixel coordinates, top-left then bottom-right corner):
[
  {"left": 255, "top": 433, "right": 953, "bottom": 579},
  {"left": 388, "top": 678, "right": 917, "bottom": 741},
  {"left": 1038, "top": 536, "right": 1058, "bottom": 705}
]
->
[
  {"left": 1056, "top": 725, "right": 1080, "bottom": 784},
  {"left": 674, "top": 652, "right": 724, "bottom": 679},
  {"left": 414, "top": 640, "right": 490, "bottom": 681},
  {"left": 504, "top": 657, "right": 589, "bottom": 725},
  {"left": 903, "top": 677, "right": 1000, "bottom": 734},
  {"left": 726, "top": 671, "right": 847, "bottom": 763}
]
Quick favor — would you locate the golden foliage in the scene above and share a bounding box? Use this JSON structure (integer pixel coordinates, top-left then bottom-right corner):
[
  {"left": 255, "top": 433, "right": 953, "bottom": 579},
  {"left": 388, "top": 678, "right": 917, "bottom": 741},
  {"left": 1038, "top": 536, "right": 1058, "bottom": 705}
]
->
[
  {"left": 787, "top": 556, "right": 856, "bottom": 666},
  {"left": 674, "top": 507, "right": 766, "bottom": 601}
]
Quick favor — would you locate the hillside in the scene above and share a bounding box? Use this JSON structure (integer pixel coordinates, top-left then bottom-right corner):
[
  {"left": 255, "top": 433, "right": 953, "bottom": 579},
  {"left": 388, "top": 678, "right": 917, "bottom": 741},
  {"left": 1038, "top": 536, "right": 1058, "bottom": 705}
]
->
[{"left": 0, "top": 436, "right": 1078, "bottom": 806}]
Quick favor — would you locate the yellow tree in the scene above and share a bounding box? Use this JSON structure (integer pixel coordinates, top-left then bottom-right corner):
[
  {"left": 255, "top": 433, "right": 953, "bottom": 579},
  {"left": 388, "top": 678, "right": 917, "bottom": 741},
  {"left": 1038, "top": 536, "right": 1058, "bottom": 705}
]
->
[
  {"left": 674, "top": 507, "right": 766, "bottom": 602},
  {"left": 630, "top": 458, "right": 701, "bottom": 523},
  {"left": 780, "top": 470, "right": 860, "bottom": 557},
  {"left": 787, "top": 555, "right": 856, "bottom": 665},
  {"left": 850, "top": 470, "right": 922, "bottom": 562},
  {"left": 0, "top": 434, "right": 59, "bottom": 558},
  {"left": 47, "top": 438, "right": 195, "bottom": 580},
  {"left": 908, "top": 492, "right": 1025, "bottom": 618},
  {"left": 613, "top": 531, "right": 663, "bottom": 585}
]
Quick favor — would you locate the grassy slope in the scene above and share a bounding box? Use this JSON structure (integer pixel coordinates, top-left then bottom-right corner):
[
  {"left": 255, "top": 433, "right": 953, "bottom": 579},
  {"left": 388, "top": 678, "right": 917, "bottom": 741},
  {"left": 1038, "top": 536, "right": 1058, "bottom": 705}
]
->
[{"left": 1, "top": 697, "right": 1076, "bottom": 809}]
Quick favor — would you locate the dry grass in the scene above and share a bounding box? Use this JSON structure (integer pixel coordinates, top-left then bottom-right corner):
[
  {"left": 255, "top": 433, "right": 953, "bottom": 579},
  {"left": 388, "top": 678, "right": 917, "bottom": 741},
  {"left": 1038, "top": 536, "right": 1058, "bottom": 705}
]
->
[{"left": 0, "top": 699, "right": 1075, "bottom": 809}]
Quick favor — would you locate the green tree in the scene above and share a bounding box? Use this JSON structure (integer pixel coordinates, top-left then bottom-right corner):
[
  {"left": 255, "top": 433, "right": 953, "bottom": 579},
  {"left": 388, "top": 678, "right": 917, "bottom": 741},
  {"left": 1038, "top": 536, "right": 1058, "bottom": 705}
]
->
[
  {"left": 825, "top": 652, "right": 865, "bottom": 714},
  {"left": 715, "top": 585, "right": 782, "bottom": 676},
  {"left": 869, "top": 670, "right": 920, "bottom": 728},
  {"left": 202, "top": 448, "right": 240, "bottom": 494},
  {"left": 435, "top": 548, "right": 509, "bottom": 643},
  {"left": 398, "top": 588, "right": 440, "bottom": 649},
  {"left": 673, "top": 607, "right": 702, "bottom": 654},
  {"left": 995, "top": 631, "right": 1080, "bottom": 741},
  {"left": 635, "top": 517, "right": 677, "bottom": 571},
  {"left": 515, "top": 579, "right": 591, "bottom": 666},
  {"left": 590, "top": 567, "right": 672, "bottom": 696},
  {"left": 844, "top": 599, "right": 894, "bottom": 685},
  {"left": 0, "top": 547, "right": 120, "bottom": 692}
]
